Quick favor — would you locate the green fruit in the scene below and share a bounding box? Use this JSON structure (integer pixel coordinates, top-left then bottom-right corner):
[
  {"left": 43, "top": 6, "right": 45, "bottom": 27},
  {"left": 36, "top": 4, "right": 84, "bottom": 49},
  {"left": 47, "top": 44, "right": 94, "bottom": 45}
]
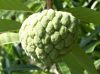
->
[{"left": 19, "top": 9, "right": 78, "bottom": 68}]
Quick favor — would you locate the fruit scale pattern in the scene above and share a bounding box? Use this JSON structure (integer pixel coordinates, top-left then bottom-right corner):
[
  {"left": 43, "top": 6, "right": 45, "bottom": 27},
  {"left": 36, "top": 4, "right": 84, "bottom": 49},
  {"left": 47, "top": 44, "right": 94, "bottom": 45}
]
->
[{"left": 19, "top": 9, "right": 78, "bottom": 68}]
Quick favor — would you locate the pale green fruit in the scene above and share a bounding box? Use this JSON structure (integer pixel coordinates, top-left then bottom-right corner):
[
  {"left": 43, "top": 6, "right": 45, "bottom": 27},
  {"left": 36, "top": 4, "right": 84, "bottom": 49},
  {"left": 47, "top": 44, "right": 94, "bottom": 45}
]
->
[{"left": 19, "top": 9, "right": 78, "bottom": 68}]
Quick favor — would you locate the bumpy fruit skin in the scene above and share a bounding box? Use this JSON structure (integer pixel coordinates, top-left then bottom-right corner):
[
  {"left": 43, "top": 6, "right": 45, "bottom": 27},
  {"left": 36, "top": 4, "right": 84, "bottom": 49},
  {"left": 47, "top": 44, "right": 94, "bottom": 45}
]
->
[{"left": 19, "top": 9, "right": 78, "bottom": 68}]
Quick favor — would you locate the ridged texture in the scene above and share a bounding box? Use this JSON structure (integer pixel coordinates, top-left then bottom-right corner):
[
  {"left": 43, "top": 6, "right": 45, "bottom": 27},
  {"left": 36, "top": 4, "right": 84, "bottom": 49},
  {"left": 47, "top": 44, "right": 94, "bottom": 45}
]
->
[{"left": 19, "top": 9, "right": 78, "bottom": 68}]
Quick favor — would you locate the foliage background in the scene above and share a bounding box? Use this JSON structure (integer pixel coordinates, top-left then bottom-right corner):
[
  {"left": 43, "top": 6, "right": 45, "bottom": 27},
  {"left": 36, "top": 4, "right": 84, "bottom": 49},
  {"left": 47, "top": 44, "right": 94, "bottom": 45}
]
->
[{"left": 0, "top": 0, "right": 100, "bottom": 74}]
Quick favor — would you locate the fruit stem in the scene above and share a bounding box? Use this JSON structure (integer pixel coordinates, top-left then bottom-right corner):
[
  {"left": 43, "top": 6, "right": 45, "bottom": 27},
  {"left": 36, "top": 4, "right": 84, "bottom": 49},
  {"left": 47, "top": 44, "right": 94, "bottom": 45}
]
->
[{"left": 46, "top": 0, "right": 52, "bottom": 9}]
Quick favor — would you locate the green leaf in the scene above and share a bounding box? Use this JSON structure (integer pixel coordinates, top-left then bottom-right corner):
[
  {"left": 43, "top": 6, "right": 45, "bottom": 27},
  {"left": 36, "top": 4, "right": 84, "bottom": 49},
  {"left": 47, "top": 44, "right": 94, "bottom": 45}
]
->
[
  {"left": 0, "top": 32, "right": 19, "bottom": 45},
  {"left": 68, "top": 7, "right": 100, "bottom": 25},
  {"left": 93, "top": 51, "right": 100, "bottom": 58},
  {"left": 0, "top": 19, "right": 21, "bottom": 32},
  {"left": 5, "top": 57, "right": 12, "bottom": 74},
  {"left": 80, "top": 27, "right": 100, "bottom": 47},
  {"left": 94, "top": 59, "right": 100, "bottom": 69},
  {"left": 0, "top": 0, "right": 30, "bottom": 11},
  {"left": 85, "top": 41, "right": 100, "bottom": 53},
  {"left": 70, "top": 43, "right": 98, "bottom": 74},
  {"left": 30, "top": 2, "right": 42, "bottom": 12},
  {"left": 5, "top": 65, "right": 41, "bottom": 72},
  {"left": 62, "top": 53, "right": 84, "bottom": 74},
  {"left": 57, "top": 62, "right": 71, "bottom": 74},
  {"left": 53, "top": 0, "right": 63, "bottom": 10}
]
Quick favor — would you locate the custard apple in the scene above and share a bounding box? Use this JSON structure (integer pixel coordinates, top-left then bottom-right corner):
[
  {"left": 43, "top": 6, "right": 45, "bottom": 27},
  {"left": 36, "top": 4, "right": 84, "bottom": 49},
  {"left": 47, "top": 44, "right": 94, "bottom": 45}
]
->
[{"left": 19, "top": 9, "right": 78, "bottom": 68}]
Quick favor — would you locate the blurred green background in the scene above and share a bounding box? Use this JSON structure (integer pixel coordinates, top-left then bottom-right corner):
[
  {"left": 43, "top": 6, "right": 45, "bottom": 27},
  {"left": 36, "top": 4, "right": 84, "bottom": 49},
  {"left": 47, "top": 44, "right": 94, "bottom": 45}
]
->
[{"left": 0, "top": 0, "right": 100, "bottom": 74}]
